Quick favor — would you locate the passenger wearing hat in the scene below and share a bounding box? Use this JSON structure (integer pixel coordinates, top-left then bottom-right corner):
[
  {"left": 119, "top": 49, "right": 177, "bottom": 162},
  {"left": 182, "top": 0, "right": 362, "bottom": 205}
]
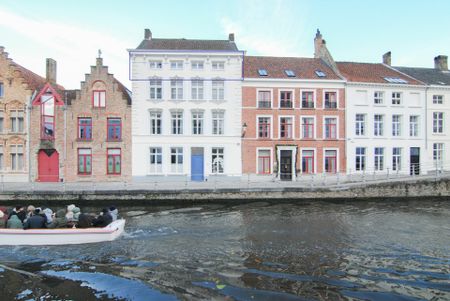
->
[{"left": 23, "top": 209, "right": 46, "bottom": 229}]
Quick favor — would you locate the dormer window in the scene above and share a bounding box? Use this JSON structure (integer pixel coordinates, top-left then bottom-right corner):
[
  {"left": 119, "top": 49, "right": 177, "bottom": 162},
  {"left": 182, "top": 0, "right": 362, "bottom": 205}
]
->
[
  {"left": 258, "top": 69, "right": 268, "bottom": 76},
  {"left": 315, "top": 70, "right": 326, "bottom": 77},
  {"left": 384, "top": 77, "right": 408, "bottom": 84},
  {"left": 285, "top": 70, "right": 296, "bottom": 77},
  {"left": 41, "top": 93, "right": 55, "bottom": 139}
]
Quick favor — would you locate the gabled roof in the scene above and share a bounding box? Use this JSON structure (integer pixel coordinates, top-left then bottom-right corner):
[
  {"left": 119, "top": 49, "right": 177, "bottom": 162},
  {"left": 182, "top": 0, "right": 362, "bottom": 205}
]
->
[
  {"left": 394, "top": 66, "right": 450, "bottom": 86},
  {"left": 336, "top": 62, "right": 423, "bottom": 85},
  {"left": 114, "top": 78, "right": 132, "bottom": 105},
  {"left": 136, "top": 38, "right": 239, "bottom": 51},
  {"left": 10, "top": 62, "right": 47, "bottom": 91},
  {"left": 243, "top": 56, "right": 342, "bottom": 80},
  {"left": 31, "top": 82, "right": 64, "bottom": 105}
]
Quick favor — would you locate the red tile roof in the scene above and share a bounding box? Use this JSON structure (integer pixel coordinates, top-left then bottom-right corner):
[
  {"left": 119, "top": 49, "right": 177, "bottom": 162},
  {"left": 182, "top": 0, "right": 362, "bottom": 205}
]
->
[
  {"left": 10, "top": 62, "right": 47, "bottom": 91},
  {"left": 243, "top": 56, "right": 342, "bottom": 80},
  {"left": 336, "top": 62, "right": 423, "bottom": 85}
]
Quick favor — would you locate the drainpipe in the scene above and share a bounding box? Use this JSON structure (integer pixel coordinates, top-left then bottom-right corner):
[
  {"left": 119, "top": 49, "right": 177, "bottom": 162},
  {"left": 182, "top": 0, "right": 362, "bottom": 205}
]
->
[{"left": 424, "top": 86, "right": 428, "bottom": 151}]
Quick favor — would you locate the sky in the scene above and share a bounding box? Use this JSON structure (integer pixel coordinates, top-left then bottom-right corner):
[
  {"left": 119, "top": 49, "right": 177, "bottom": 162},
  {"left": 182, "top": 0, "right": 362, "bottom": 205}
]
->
[{"left": 0, "top": 0, "right": 449, "bottom": 89}]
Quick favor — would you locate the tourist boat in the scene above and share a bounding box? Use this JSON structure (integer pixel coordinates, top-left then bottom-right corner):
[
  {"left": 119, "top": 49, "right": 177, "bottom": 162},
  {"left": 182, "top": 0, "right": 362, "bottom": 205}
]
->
[{"left": 0, "top": 219, "right": 126, "bottom": 246}]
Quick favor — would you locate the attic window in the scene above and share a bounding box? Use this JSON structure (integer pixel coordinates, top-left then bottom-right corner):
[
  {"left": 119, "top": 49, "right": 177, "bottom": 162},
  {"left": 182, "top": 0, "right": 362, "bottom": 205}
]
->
[
  {"left": 384, "top": 77, "right": 408, "bottom": 84},
  {"left": 315, "top": 70, "right": 326, "bottom": 77},
  {"left": 258, "top": 69, "right": 268, "bottom": 76},
  {"left": 285, "top": 70, "right": 296, "bottom": 77}
]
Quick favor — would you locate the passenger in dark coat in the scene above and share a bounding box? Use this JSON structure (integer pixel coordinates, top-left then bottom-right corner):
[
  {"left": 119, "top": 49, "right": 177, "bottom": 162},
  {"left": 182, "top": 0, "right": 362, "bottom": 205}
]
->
[
  {"left": 23, "top": 210, "right": 46, "bottom": 229},
  {"left": 9, "top": 206, "right": 26, "bottom": 223},
  {"left": 47, "top": 209, "right": 67, "bottom": 228},
  {"left": 77, "top": 213, "right": 94, "bottom": 228},
  {"left": 92, "top": 209, "right": 112, "bottom": 228}
]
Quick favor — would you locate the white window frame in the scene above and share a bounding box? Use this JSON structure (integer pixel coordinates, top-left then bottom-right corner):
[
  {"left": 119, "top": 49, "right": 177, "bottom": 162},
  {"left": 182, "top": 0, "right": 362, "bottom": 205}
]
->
[
  {"left": 212, "top": 110, "right": 225, "bottom": 135},
  {"left": 256, "top": 115, "right": 273, "bottom": 139},
  {"left": 300, "top": 147, "right": 316, "bottom": 174},
  {"left": 323, "top": 116, "right": 338, "bottom": 139},
  {"left": 323, "top": 148, "right": 339, "bottom": 173},
  {"left": 323, "top": 90, "right": 339, "bottom": 109},
  {"left": 409, "top": 115, "right": 419, "bottom": 137},
  {"left": 149, "top": 110, "right": 162, "bottom": 135},
  {"left": 374, "top": 114, "right": 384, "bottom": 136},
  {"left": 170, "top": 78, "right": 183, "bottom": 100},
  {"left": 392, "top": 147, "right": 402, "bottom": 171},
  {"left": 170, "top": 60, "right": 183, "bottom": 70},
  {"left": 355, "top": 147, "right": 366, "bottom": 172},
  {"left": 279, "top": 115, "right": 294, "bottom": 139},
  {"left": 300, "top": 115, "right": 316, "bottom": 139},
  {"left": 374, "top": 91, "right": 384, "bottom": 105},
  {"left": 256, "top": 147, "right": 273, "bottom": 175},
  {"left": 211, "top": 147, "right": 225, "bottom": 174},
  {"left": 433, "top": 112, "right": 444, "bottom": 134},
  {"left": 374, "top": 147, "right": 384, "bottom": 171},
  {"left": 192, "top": 110, "right": 204, "bottom": 135},
  {"left": 256, "top": 88, "right": 273, "bottom": 109},
  {"left": 191, "top": 78, "right": 204, "bottom": 100},
  {"left": 392, "top": 114, "right": 402, "bottom": 137},
  {"left": 433, "top": 95, "right": 443, "bottom": 104},
  {"left": 279, "top": 89, "right": 295, "bottom": 109},
  {"left": 300, "top": 89, "right": 316, "bottom": 109},
  {"left": 433, "top": 143, "right": 444, "bottom": 169},
  {"left": 149, "top": 147, "right": 163, "bottom": 174},
  {"left": 149, "top": 60, "right": 162, "bottom": 69},
  {"left": 392, "top": 92, "right": 402, "bottom": 105},
  {"left": 191, "top": 60, "right": 204, "bottom": 70},
  {"left": 149, "top": 77, "right": 162, "bottom": 100},
  {"left": 212, "top": 79, "right": 225, "bottom": 101},
  {"left": 355, "top": 114, "right": 366, "bottom": 136},
  {"left": 170, "top": 110, "right": 183, "bottom": 135},
  {"left": 170, "top": 147, "right": 184, "bottom": 174},
  {"left": 212, "top": 61, "right": 225, "bottom": 70}
]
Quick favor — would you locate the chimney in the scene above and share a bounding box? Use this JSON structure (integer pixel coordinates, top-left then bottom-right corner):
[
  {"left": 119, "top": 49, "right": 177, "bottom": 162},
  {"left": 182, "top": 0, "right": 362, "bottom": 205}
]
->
[
  {"left": 313, "top": 29, "right": 323, "bottom": 59},
  {"left": 382, "top": 51, "right": 391, "bottom": 66},
  {"left": 46, "top": 58, "right": 57, "bottom": 84},
  {"left": 144, "top": 28, "right": 152, "bottom": 40},
  {"left": 313, "top": 29, "right": 341, "bottom": 77},
  {"left": 434, "top": 55, "right": 448, "bottom": 71},
  {"left": 228, "top": 33, "right": 235, "bottom": 42}
]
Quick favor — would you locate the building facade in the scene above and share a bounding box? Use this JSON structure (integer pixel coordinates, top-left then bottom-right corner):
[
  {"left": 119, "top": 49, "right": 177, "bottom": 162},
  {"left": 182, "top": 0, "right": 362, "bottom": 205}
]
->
[{"left": 129, "top": 29, "right": 243, "bottom": 180}]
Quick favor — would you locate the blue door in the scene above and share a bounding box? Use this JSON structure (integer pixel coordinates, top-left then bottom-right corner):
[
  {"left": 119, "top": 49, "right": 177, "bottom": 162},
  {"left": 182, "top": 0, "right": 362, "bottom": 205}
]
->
[{"left": 191, "top": 154, "right": 204, "bottom": 181}]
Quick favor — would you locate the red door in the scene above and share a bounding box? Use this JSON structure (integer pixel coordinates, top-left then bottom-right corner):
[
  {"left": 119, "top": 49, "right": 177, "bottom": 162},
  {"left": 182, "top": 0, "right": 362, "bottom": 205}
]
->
[{"left": 38, "top": 149, "right": 59, "bottom": 182}]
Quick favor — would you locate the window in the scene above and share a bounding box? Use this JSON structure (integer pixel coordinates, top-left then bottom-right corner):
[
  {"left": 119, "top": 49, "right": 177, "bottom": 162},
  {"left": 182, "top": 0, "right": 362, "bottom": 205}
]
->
[
  {"left": 0, "top": 145, "right": 3, "bottom": 170},
  {"left": 258, "top": 117, "right": 270, "bottom": 138},
  {"left": 324, "top": 92, "right": 337, "bottom": 109},
  {"left": 10, "top": 110, "right": 24, "bottom": 134},
  {"left": 258, "top": 91, "right": 271, "bottom": 108},
  {"left": 384, "top": 77, "right": 408, "bottom": 84},
  {"left": 324, "top": 118, "right": 337, "bottom": 139},
  {"left": 171, "top": 79, "right": 183, "bottom": 100},
  {"left": 301, "top": 117, "right": 314, "bottom": 139},
  {"left": 392, "top": 115, "right": 401, "bottom": 136},
  {"left": 409, "top": 115, "right": 419, "bottom": 137},
  {"left": 191, "top": 79, "right": 204, "bottom": 100},
  {"left": 392, "top": 147, "right": 402, "bottom": 171},
  {"left": 191, "top": 61, "right": 204, "bottom": 70},
  {"left": 374, "top": 114, "right": 384, "bottom": 136},
  {"left": 149, "top": 147, "right": 162, "bottom": 173},
  {"left": 0, "top": 111, "right": 4, "bottom": 133},
  {"left": 315, "top": 70, "right": 326, "bottom": 77},
  {"left": 107, "top": 118, "right": 121, "bottom": 141},
  {"left": 192, "top": 111, "right": 204, "bottom": 135},
  {"left": 170, "top": 60, "right": 183, "bottom": 70},
  {"left": 212, "top": 80, "right": 224, "bottom": 100},
  {"left": 93, "top": 90, "right": 106, "bottom": 107},
  {"left": 211, "top": 147, "right": 224, "bottom": 174},
  {"left": 302, "top": 150, "right": 314, "bottom": 174},
  {"left": 433, "top": 143, "right": 444, "bottom": 169},
  {"left": 78, "top": 117, "right": 92, "bottom": 140},
  {"left": 392, "top": 92, "right": 401, "bottom": 105},
  {"left": 258, "top": 69, "right": 268, "bottom": 76},
  {"left": 171, "top": 111, "right": 183, "bottom": 135},
  {"left": 433, "top": 95, "right": 443, "bottom": 104},
  {"left": 149, "top": 111, "right": 162, "bottom": 135},
  {"left": 324, "top": 150, "right": 337, "bottom": 173},
  {"left": 355, "top": 114, "right": 366, "bottom": 136},
  {"left": 212, "top": 111, "right": 224, "bottom": 135},
  {"left": 150, "top": 78, "right": 162, "bottom": 100},
  {"left": 433, "top": 112, "right": 444, "bottom": 133},
  {"left": 374, "top": 147, "right": 384, "bottom": 171},
  {"left": 279, "top": 117, "right": 293, "bottom": 139},
  {"left": 149, "top": 61, "right": 162, "bottom": 69},
  {"left": 301, "top": 91, "right": 314, "bottom": 108},
  {"left": 41, "top": 94, "right": 55, "bottom": 138},
  {"left": 212, "top": 61, "right": 224, "bottom": 70},
  {"left": 170, "top": 147, "right": 183, "bottom": 173},
  {"left": 280, "top": 91, "right": 293, "bottom": 108},
  {"left": 285, "top": 70, "right": 296, "bottom": 77},
  {"left": 107, "top": 148, "right": 121, "bottom": 175},
  {"left": 355, "top": 147, "right": 366, "bottom": 171},
  {"left": 257, "top": 149, "right": 271, "bottom": 174},
  {"left": 0, "top": 82, "right": 3, "bottom": 97},
  {"left": 78, "top": 148, "right": 92, "bottom": 175},
  {"left": 374, "top": 91, "right": 384, "bottom": 104},
  {"left": 10, "top": 145, "right": 24, "bottom": 171}
]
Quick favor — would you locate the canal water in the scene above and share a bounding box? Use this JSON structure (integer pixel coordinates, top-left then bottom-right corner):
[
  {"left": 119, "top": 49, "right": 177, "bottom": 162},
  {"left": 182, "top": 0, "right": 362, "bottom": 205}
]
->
[{"left": 0, "top": 200, "right": 449, "bottom": 300}]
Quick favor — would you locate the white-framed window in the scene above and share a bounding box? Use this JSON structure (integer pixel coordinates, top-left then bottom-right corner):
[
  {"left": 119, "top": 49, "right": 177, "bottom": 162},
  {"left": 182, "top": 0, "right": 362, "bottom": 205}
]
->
[
  {"left": 149, "top": 147, "right": 162, "bottom": 174},
  {"left": 392, "top": 92, "right": 402, "bottom": 105},
  {"left": 257, "top": 149, "right": 271, "bottom": 174},
  {"left": 192, "top": 111, "right": 204, "bottom": 135},
  {"left": 0, "top": 145, "right": 3, "bottom": 170},
  {"left": 93, "top": 90, "right": 106, "bottom": 108},
  {"left": 324, "top": 117, "right": 337, "bottom": 139},
  {"left": 374, "top": 91, "right": 384, "bottom": 104},
  {"left": 170, "top": 147, "right": 183, "bottom": 173},
  {"left": 149, "top": 78, "right": 162, "bottom": 100},
  {"left": 171, "top": 110, "right": 183, "bottom": 135},
  {"left": 355, "top": 147, "right": 366, "bottom": 171},
  {"left": 324, "top": 149, "right": 337, "bottom": 173},
  {"left": 392, "top": 115, "right": 402, "bottom": 136},
  {"left": 10, "top": 110, "right": 24, "bottom": 133},
  {"left": 257, "top": 116, "right": 271, "bottom": 139},
  {"left": 433, "top": 95, "right": 443, "bottom": 104},
  {"left": 211, "top": 147, "right": 224, "bottom": 174},
  {"left": 212, "top": 80, "right": 224, "bottom": 100},
  {"left": 374, "top": 147, "right": 384, "bottom": 171},
  {"left": 191, "top": 79, "right": 204, "bottom": 100},
  {"left": 433, "top": 112, "right": 444, "bottom": 133},
  {"left": 212, "top": 110, "right": 224, "bottom": 135},
  {"left": 171, "top": 78, "right": 183, "bottom": 100},
  {"left": 301, "top": 117, "right": 314, "bottom": 139},
  {"left": 257, "top": 90, "right": 271, "bottom": 108},
  {"left": 374, "top": 114, "right": 384, "bottom": 136},
  {"left": 301, "top": 149, "right": 315, "bottom": 174},
  {"left": 392, "top": 147, "right": 402, "bottom": 171},
  {"left": 170, "top": 60, "right": 183, "bottom": 70},
  {"left": 149, "top": 60, "right": 162, "bottom": 69},
  {"left": 191, "top": 61, "right": 204, "bottom": 70},
  {"left": 0, "top": 82, "right": 4, "bottom": 98},
  {"left": 355, "top": 114, "right": 366, "bottom": 136},
  {"left": 409, "top": 115, "right": 419, "bottom": 137},
  {"left": 10, "top": 144, "right": 24, "bottom": 171},
  {"left": 149, "top": 110, "right": 162, "bottom": 135},
  {"left": 324, "top": 91, "right": 337, "bottom": 109},
  {"left": 301, "top": 91, "right": 315, "bottom": 108},
  {"left": 212, "top": 61, "right": 225, "bottom": 70},
  {"left": 279, "top": 116, "right": 293, "bottom": 139},
  {"left": 279, "top": 90, "right": 293, "bottom": 108},
  {"left": 433, "top": 143, "right": 444, "bottom": 169}
]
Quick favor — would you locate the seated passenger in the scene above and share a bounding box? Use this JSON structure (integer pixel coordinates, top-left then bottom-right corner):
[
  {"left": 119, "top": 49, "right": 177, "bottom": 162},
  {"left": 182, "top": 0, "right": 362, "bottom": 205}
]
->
[
  {"left": 109, "top": 206, "right": 118, "bottom": 221},
  {"left": 7, "top": 214, "right": 23, "bottom": 229},
  {"left": 9, "top": 206, "right": 26, "bottom": 223},
  {"left": 23, "top": 209, "right": 46, "bottom": 229},
  {"left": 43, "top": 208, "right": 53, "bottom": 225},
  {"left": 77, "top": 213, "right": 94, "bottom": 228},
  {"left": 0, "top": 208, "right": 7, "bottom": 228},
  {"left": 46, "top": 209, "right": 67, "bottom": 228},
  {"left": 25, "top": 205, "right": 36, "bottom": 221},
  {"left": 92, "top": 208, "right": 112, "bottom": 228}
]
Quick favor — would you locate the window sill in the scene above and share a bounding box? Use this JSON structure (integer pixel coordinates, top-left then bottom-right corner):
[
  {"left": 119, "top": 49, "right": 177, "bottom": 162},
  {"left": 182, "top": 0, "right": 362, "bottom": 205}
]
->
[
  {"left": 279, "top": 107, "right": 294, "bottom": 110},
  {"left": 106, "top": 139, "right": 122, "bottom": 142},
  {"left": 92, "top": 107, "right": 106, "bottom": 109},
  {"left": 300, "top": 107, "right": 315, "bottom": 110},
  {"left": 76, "top": 139, "right": 92, "bottom": 142},
  {"left": 107, "top": 173, "right": 121, "bottom": 176},
  {"left": 77, "top": 173, "right": 92, "bottom": 176}
]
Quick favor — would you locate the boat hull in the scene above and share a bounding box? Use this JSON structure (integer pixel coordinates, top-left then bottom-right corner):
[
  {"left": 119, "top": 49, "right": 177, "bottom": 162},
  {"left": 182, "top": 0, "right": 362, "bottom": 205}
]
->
[{"left": 0, "top": 219, "right": 125, "bottom": 246}]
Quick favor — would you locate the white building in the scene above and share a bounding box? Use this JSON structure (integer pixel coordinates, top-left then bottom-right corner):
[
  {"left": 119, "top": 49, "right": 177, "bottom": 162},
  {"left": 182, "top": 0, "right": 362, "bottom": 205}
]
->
[
  {"left": 337, "top": 61, "right": 428, "bottom": 175},
  {"left": 129, "top": 29, "right": 243, "bottom": 180}
]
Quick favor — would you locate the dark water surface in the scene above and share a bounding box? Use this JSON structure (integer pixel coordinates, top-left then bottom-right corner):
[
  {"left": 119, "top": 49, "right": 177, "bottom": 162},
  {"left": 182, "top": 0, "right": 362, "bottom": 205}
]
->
[{"left": 0, "top": 200, "right": 449, "bottom": 300}]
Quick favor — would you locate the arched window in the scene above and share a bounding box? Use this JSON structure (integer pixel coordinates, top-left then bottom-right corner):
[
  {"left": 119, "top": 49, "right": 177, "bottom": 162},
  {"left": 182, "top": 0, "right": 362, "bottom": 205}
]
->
[{"left": 92, "top": 81, "right": 106, "bottom": 108}]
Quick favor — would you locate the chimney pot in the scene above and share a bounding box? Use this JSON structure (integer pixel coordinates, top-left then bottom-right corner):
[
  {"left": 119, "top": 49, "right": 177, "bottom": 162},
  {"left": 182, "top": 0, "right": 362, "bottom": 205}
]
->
[
  {"left": 144, "top": 28, "right": 152, "bottom": 40},
  {"left": 382, "top": 51, "right": 391, "bottom": 66},
  {"left": 228, "top": 33, "right": 235, "bottom": 42},
  {"left": 46, "top": 58, "right": 57, "bottom": 84},
  {"left": 434, "top": 55, "right": 448, "bottom": 71}
]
